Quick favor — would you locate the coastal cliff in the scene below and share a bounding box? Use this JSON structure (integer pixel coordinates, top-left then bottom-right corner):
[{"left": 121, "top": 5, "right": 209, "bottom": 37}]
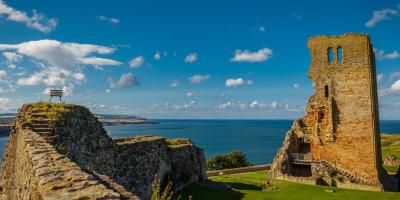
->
[{"left": 0, "top": 102, "right": 206, "bottom": 199}]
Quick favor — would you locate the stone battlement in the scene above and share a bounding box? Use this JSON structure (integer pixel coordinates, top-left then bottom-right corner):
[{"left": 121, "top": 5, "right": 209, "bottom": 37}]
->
[{"left": 0, "top": 102, "right": 206, "bottom": 199}]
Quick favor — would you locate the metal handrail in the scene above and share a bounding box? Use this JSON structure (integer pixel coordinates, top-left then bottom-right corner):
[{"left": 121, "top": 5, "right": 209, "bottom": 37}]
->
[{"left": 290, "top": 153, "right": 312, "bottom": 161}]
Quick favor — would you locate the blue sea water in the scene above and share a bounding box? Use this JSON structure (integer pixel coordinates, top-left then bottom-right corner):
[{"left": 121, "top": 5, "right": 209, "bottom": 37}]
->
[{"left": 0, "top": 120, "right": 400, "bottom": 165}]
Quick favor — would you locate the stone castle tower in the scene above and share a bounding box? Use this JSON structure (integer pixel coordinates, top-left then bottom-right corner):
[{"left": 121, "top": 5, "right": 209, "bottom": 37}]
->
[{"left": 271, "top": 33, "right": 397, "bottom": 191}]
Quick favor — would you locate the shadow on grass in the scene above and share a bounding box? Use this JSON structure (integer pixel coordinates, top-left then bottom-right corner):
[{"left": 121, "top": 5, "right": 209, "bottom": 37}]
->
[{"left": 173, "top": 181, "right": 263, "bottom": 200}]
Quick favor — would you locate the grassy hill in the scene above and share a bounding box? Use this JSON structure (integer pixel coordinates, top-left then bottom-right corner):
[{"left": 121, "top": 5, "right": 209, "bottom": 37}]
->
[{"left": 174, "top": 134, "right": 400, "bottom": 200}]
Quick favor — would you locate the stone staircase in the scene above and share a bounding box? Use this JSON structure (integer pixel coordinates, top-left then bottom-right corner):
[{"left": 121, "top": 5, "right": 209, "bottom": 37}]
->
[
  {"left": 27, "top": 110, "right": 59, "bottom": 143},
  {"left": 316, "top": 160, "right": 372, "bottom": 185}
]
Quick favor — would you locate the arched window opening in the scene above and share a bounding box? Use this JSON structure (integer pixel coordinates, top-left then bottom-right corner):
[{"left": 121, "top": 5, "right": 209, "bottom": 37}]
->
[
  {"left": 318, "top": 111, "right": 325, "bottom": 123},
  {"left": 337, "top": 46, "right": 343, "bottom": 61},
  {"left": 328, "top": 47, "right": 334, "bottom": 62},
  {"left": 324, "top": 85, "right": 329, "bottom": 97}
]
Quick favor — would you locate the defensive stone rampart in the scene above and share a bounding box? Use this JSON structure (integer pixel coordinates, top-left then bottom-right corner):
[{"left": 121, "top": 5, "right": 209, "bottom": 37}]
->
[{"left": 0, "top": 103, "right": 206, "bottom": 199}]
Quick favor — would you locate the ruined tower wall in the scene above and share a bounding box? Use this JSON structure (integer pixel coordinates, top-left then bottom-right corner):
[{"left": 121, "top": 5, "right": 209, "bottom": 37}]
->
[
  {"left": 305, "top": 34, "right": 381, "bottom": 183},
  {"left": 271, "top": 33, "right": 397, "bottom": 191}
]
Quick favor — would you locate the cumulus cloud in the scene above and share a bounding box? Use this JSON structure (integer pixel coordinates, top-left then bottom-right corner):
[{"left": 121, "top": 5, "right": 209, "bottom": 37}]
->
[
  {"left": 3, "top": 51, "right": 22, "bottom": 63},
  {"left": 0, "top": 70, "right": 7, "bottom": 78},
  {"left": 258, "top": 25, "right": 266, "bottom": 32},
  {"left": 391, "top": 80, "right": 400, "bottom": 91},
  {"left": 0, "top": 0, "right": 58, "bottom": 33},
  {"left": 0, "top": 97, "right": 22, "bottom": 112},
  {"left": 97, "top": 15, "right": 120, "bottom": 24},
  {"left": 186, "top": 92, "right": 195, "bottom": 98},
  {"left": 184, "top": 53, "right": 197, "bottom": 63},
  {"left": 129, "top": 56, "right": 144, "bottom": 68},
  {"left": 365, "top": 8, "right": 399, "bottom": 27},
  {"left": 218, "top": 100, "right": 280, "bottom": 110},
  {"left": 0, "top": 39, "right": 121, "bottom": 90},
  {"left": 230, "top": 48, "right": 273, "bottom": 63},
  {"left": 375, "top": 49, "right": 400, "bottom": 60},
  {"left": 174, "top": 100, "right": 198, "bottom": 110},
  {"left": 379, "top": 79, "right": 400, "bottom": 96},
  {"left": 225, "top": 78, "right": 253, "bottom": 87},
  {"left": 108, "top": 73, "right": 140, "bottom": 89},
  {"left": 188, "top": 75, "right": 210, "bottom": 83},
  {"left": 169, "top": 80, "right": 180, "bottom": 88},
  {"left": 154, "top": 51, "right": 161, "bottom": 60}
]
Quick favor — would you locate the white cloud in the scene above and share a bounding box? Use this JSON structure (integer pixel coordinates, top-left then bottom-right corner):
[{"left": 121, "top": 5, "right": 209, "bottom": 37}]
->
[
  {"left": 379, "top": 79, "right": 400, "bottom": 96},
  {"left": 189, "top": 75, "right": 210, "bottom": 83},
  {"left": 375, "top": 49, "right": 400, "bottom": 60},
  {"left": 186, "top": 92, "right": 195, "bottom": 98},
  {"left": 377, "top": 74, "right": 384, "bottom": 82},
  {"left": 0, "top": 97, "right": 22, "bottom": 112},
  {"left": 218, "top": 100, "right": 279, "bottom": 110},
  {"left": 129, "top": 56, "right": 144, "bottom": 68},
  {"left": 8, "top": 64, "right": 16, "bottom": 69},
  {"left": 0, "top": 0, "right": 58, "bottom": 33},
  {"left": 185, "top": 53, "right": 198, "bottom": 63},
  {"left": 108, "top": 72, "right": 140, "bottom": 89},
  {"left": 225, "top": 78, "right": 253, "bottom": 87},
  {"left": 3, "top": 51, "right": 22, "bottom": 63},
  {"left": 365, "top": 8, "right": 399, "bottom": 27},
  {"left": 174, "top": 100, "right": 198, "bottom": 110},
  {"left": 258, "top": 25, "right": 266, "bottom": 32},
  {"left": 97, "top": 15, "right": 120, "bottom": 24},
  {"left": 105, "top": 89, "right": 111, "bottom": 93},
  {"left": 391, "top": 80, "right": 400, "bottom": 91},
  {"left": 230, "top": 48, "right": 273, "bottom": 63},
  {"left": 0, "top": 39, "right": 121, "bottom": 89},
  {"left": 154, "top": 51, "right": 161, "bottom": 60},
  {"left": 169, "top": 80, "right": 180, "bottom": 88},
  {"left": 293, "top": 83, "right": 300, "bottom": 88},
  {"left": 0, "top": 70, "right": 7, "bottom": 78},
  {"left": 72, "top": 72, "right": 86, "bottom": 83}
]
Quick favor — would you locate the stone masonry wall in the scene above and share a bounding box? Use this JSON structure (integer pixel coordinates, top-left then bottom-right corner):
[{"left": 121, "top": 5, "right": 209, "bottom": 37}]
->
[
  {"left": 306, "top": 34, "right": 381, "bottom": 183},
  {"left": 1, "top": 103, "right": 206, "bottom": 199},
  {"left": 0, "top": 126, "right": 120, "bottom": 199},
  {"left": 271, "top": 33, "right": 397, "bottom": 191}
]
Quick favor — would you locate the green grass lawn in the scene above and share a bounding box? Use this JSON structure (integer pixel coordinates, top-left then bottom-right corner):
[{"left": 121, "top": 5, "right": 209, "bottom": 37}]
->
[
  {"left": 174, "top": 133, "right": 400, "bottom": 200},
  {"left": 173, "top": 171, "right": 400, "bottom": 200}
]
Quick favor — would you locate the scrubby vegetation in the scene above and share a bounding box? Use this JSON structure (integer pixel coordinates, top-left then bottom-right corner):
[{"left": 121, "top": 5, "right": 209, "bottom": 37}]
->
[
  {"left": 381, "top": 134, "right": 400, "bottom": 160},
  {"left": 150, "top": 175, "right": 175, "bottom": 200},
  {"left": 207, "top": 150, "right": 250, "bottom": 171},
  {"left": 166, "top": 138, "right": 191, "bottom": 146}
]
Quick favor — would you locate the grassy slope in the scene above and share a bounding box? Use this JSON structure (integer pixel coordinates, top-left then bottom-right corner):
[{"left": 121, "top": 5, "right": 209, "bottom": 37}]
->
[
  {"left": 382, "top": 134, "right": 400, "bottom": 173},
  {"left": 174, "top": 134, "right": 400, "bottom": 200}
]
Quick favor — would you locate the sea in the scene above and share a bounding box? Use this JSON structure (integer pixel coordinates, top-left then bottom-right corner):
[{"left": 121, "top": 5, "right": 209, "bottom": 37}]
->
[{"left": 0, "top": 120, "right": 399, "bottom": 165}]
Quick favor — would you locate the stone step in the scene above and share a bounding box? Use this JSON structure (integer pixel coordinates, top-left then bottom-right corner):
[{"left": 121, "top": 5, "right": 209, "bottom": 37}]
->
[
  {"left": 31, "top": 123, "right": 50, "bottom": 127},
  {"left": 31, "top": 113, "right": 49, "bottom": 118},
  {"left": 31, "top": 109, "right": 51, "bottom": 113},
  {"left": 36, "top": 132, "right": 54, "bottom": 137},
  {"left": 32, "top": 127, "right": 53, "bottom": 131}
]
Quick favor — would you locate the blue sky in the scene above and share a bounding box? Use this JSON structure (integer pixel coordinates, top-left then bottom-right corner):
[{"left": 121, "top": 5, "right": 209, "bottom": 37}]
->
[{"left": 0, "top": 0, "right": 400, "bottom": 119}]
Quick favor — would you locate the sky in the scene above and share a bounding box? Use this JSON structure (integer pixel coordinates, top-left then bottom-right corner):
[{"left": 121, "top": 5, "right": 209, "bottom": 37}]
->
[{"left": 0, "top": 0, "right": 400, "bottom": 119}]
